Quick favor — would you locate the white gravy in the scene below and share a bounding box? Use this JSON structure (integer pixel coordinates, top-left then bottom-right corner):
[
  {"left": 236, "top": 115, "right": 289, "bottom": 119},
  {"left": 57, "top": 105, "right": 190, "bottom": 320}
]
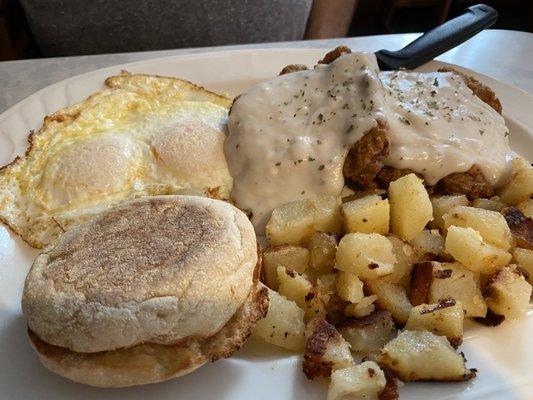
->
[{"left": 225, "top": 52, "right": 512, "bottom": 232}]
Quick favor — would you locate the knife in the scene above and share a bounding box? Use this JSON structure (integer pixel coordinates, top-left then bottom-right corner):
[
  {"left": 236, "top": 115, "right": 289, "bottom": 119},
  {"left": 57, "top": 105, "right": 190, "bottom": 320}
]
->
[{"left": 375, "top": 4, "right": 498, "bottom": 71}]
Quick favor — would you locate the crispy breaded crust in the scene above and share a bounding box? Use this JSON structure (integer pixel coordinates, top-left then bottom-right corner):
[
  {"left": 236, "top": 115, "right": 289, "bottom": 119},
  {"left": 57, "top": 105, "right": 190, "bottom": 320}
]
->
[
  {"left": 343, "top": 122, "right": 390, "bottom": 188},
  {"left": 438, "top": 67, "right": 502, "bottom": 114},
  {"left": 22, "top": 195, "right": 257, "bottom": 353},
  {"left": 279, "top": 64, "right": 309, "bottom": 75},
  {"left": 28, "top": 283, "right": 268, "bottom": 387}
]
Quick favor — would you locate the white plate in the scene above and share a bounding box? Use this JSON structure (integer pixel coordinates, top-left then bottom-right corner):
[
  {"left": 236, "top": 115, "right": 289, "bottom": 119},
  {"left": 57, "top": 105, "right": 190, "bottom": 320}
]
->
[{"left": 0, "top": 48, "right": 532, "bottom": 400}]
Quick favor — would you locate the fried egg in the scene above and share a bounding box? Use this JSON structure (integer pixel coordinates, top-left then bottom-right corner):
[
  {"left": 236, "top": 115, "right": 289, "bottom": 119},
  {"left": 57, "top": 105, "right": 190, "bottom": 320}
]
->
[{"left": 0, "top": 73, "right": 233, "bottom": 248}]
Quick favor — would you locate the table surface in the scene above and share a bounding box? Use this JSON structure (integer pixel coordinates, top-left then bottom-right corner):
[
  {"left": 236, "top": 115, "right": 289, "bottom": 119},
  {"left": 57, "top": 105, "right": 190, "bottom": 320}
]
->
[{"left": 0, "top": 29, "right": 532, "bottom": 113}]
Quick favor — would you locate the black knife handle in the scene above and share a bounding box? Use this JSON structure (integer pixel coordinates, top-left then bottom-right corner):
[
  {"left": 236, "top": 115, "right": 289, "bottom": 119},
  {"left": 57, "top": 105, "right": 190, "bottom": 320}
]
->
[{"left": 376, "top": 4, "right": 498, "bottom": 70}]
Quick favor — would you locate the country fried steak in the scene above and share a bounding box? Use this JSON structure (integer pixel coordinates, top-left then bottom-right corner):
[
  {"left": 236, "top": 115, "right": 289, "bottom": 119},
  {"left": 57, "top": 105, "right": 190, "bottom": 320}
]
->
[{"left": 309, "top": 46, "right": 504, "bottom": 199}]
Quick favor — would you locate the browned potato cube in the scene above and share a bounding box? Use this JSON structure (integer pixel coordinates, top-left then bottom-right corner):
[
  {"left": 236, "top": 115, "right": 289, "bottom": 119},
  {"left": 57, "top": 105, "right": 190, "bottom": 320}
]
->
[
  {"left": 303, "top": 317, "right": 353, "bottom": 379},
  {"left": 364, "top": 279, "right": 412, "bottom": 324},
  {"left": 338, "top": 311, "right": 394, "bottom": 353},
  {"left": 472, "top": 197, "right": 505, "bottom": 212},
  {"left": 266, "top": 195, "right": 342, "bottom": 246},
  {"left": 485, "top": 265, "right": 532, "bottom": 320},
  {"left": 405, "top": 299, "right": 464, "bottom": 347},
  {"left": 337, "top": 272, "right": 364, "bottom": 303},
  {"left": 443, "top": 206, "right": 512, "bottom": 249},
  {"left": 262, "top": 245, "right": 310, "bottom": 290},
  {"left": 308, "top": 232, "right": 337, "bottom": 274},
  {"left": 498, "top": 157, "right": 533, "bottom": 205},
  {"left": 327, "top": 362, "right": 386, "bottom": 400},
  {"left": 379, "top": 330, "right": 476, "bottom": 382},
  {"left": 445, "top": 225, "right": 511, "bottom": 274},
  {"left": 389, "top": 174, "right": 433, "bottom": 241},
  {"left": 253, "top": 286, "right": 306, "bottom": 351},
  {"left": 336, "top": 233, "right": 396, "bottom": 278},
  {"left": 342, "top": 194, "right": 390, "bottom": 234},
  {"left": 517, "top": 198, "right": 533, "bottom": 219},
  {"left": 502, "top": 207, "right": 533, "bottom": 250},
  {"left": 430, "top": 195, "right": 469, "bottom": 230},
  {"left": 409, "top": 229, "right": 445, "bottom": 258},
  {"left": 513, "top": 247, "right": 533, "bottom": 284},
  {"left": 381, "top": 235, "right": 420, "bottom": 286},
  {"left": 410, "top": 262, "right": 487, "bottom": 318},
  {"left": 277, "top": 267, "right": 325, "bottom": 320}
]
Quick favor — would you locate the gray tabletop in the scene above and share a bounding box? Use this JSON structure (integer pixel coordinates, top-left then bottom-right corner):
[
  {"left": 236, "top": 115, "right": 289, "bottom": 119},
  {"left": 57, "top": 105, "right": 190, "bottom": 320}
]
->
[{"left": 1, "top": 29, "right": 532, "bottom": 114}]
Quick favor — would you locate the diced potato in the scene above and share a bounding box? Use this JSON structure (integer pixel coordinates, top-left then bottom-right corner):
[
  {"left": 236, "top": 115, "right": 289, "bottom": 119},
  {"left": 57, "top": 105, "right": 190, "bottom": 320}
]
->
[
  {"left": 445, "top": 226, "right": 511, "bottom": 275},
  {"left": 429, "top": 262, "right": 487, "bottom": 318},
  {"left": 303, "top": 318, "right": 353, "bottom": 379},
  {"left": 364, "top": 279, "right": 412, "bottom": 324},
  {"left": 308, "top": 232, "right": 337, "bottom": 274},
  {"left": 253, "top": 286, "right": 306, "bottom": 351},
  {"left": 443, "top": 206, "right": 512, "bottom": 249},
  {"left": 485, "top": 265, "right": 532, "bottom": 320},
  {"left": 517, "top": 198, "right": 533, "bottom": 219},
  {"left": 342, "top": 195, "right": 390, "bottom": 234},
  {"left": 338, "top": 311, "right": 394, "bottom": 353},
  {"left": 498, "top": 157, "right": 533, "bottom": 205},
  {"left": 277, "top": 267, "right": 325, "bottom": 320},
  {"left": 336, "top": 272, "right": 364, "bottom": 303},
  {"left": 430, "top": 195, "right": 469, "bottom": 230},
  {"left": 472, "top": 197, "right": 505, "bottom": 212},
  {"left": 513, "top": 247, "right": 533, "bottom": 284},
  {"left": 317, "top": 273, "right": 349, "bottom": 324},
  {"left": 327, "top": 362, "right": 386, "bottom": 400},
  {"left": 381, "top": 235, "right": 420, "bottom": 285},
  {"left": 502, "top": 207, "right": 533, "bottom": 250},
  {"left": 405, "top": 299, "right": 464, "bottom": 346},
  {"left": 409, "top": 229, "right": 445, "bottom": 257},
  {"left": 344, "top": 295, "right": 377, "bottom": 318},
  {"left": 262, "top": 245, "right": 310, "bottom": 290},
  {"left": 379, "top": 330, "right": 476, "bottom": 381},
  {"left": 409, "top": 261, "right": 435, "bottom": 306},
  {"left": 266, "top": 195, "right": 342, "bottom": 246},
  {"left": 336, "top": 233, "right": 396, "bottom": 278},
  {"left": 389, "top": 174, "right": 433, "bottom": 241}
]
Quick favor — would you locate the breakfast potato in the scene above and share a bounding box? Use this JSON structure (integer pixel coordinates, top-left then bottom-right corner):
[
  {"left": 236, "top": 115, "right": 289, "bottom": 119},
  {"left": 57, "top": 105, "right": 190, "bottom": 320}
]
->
[
  {"left": 327, "top": 362, "right": 386, "bottom": 400},
  {"left": 316, "top": 273, "right": 349, "bottom": 324},
  {"left": 308, "top": 232, "right": 337, "bottom": 274},
  {"left": 253, "top": 286, "right": 306, "bottom": 351},
  {"left": 498, "top": 157, "right": 533, "bottom": 205},
  {"left": 341, "top": 194, "right": 390, "bottom": 234},
  {"left": 389, "top": 174, "right": 433, "bottom": 241},
  {"left": 262, "top": 245, "right": 310, "bottom": 290},
  {"left": 443, "top": 206, "right": 512, "bottom": 249},
  {"left": 517, "top": 198, "right": 533, "bottom": 219},
  {"left": 364, "top": 279, "right": 412, "bottom": 324},
  {"left": 512, "top": 247, "right": 533, "bottom": 284},
  {"left": 471, "top": 196, "right": 505, "bottom": 212},
  {"left": 445, "top": 226, "right": 511, "bottom": 274},
  {"left": 303, "top": 317, "right": 354, "bottom": 379},
  {"left": 381, "top": 235, "right": 420, "bottom": 286},
  {"left": 335, "top": 233, "right": 396, "bottom": 278},
  {"left": 502, "top": 207, "right": 533, "bottom": 250},
  {"left": 338, "top": 311, "right": 394, "bottom": 353},
  {"left": 344, "top": 295, "right": 377, "bottom": 318},
  {"left": 405, "top": 299, "right": 464, "bottom": 347},
  {"left": 484, "top": 265, "right": 532, "bottom": 320},
  {"left": 379, "top": 330, "right": 476, "bottom": 382},
  {"left": 410, "top": 262, "right": 486, "bottom": 318},
  {"left": 266, "top": 195, "right": 342, "bottom": 246},
  {"left": 430, "top": 195, "right": 469, "bottom": 230},
  {"left": 409, "top": 229, "right": 445, "bottom": 258},
  {"left": 277, "top": 267, "right": 325, "bottom": 320},
  {"left": 336, "top": 272, "right": 364, "bottom": 304}
]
